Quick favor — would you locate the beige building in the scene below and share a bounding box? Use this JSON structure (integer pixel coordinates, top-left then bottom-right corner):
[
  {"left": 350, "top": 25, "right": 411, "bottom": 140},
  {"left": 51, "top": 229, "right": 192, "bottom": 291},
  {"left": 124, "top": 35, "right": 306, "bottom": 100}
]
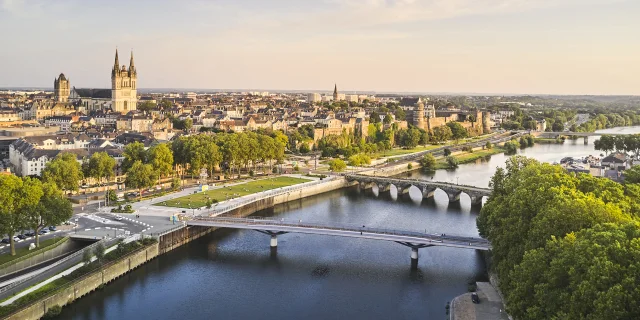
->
[
  {"left": 54, "top": 73, "right": 70, "bottom": 103},
  {"left": 111, "top": 49, "right": 138, "bottom": 113}
]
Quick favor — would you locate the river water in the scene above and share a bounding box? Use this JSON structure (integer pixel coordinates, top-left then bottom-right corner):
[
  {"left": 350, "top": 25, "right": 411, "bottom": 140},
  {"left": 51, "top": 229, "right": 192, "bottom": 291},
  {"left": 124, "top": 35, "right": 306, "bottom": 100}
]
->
[{"left": 56, "top": 126, "right": 640, "bottom": 320}]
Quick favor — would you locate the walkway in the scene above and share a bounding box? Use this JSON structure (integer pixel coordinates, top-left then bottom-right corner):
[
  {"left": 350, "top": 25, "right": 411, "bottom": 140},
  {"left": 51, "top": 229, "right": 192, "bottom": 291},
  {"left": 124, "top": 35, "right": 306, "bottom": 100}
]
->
[{"left": 188, "top": 217, "right": 491, "bottom": 251}]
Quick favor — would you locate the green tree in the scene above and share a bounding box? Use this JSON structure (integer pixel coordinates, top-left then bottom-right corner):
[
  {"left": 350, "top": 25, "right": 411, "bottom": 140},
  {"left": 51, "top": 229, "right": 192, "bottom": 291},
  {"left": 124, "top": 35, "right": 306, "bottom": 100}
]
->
[
  {"left": 86, "top": 152, "right": 116, "bottom": 186},
  {"left": 159, "top": 100, "right": 173, "bottom": 110},
  {"left": 446, "top": 156, "right": 459, "bottom": 169},
  {"left": 503, "top": 140, "right": 519, "bottom": 154},
  {"left": 328, "top": 159, "right": 347, "bottom": 172},
  {"left": 485, "top": 141, "right": 493, "bottom": 149},
  {"left": 0, "top": 176, "right": 43, "bottom": 255},
  {"left": 94, "top": 242, "right": 105, "bottom": 262},
  {"left": 42, "top": 152, "right": 83, "bottom": 193},
  {"left": 419, "top": 154, "right": 436, "bottom": 171},
  {"left": 148, "top": 143, "right": 174, "bottom": 179},
  {"left": 137, "top": 101, "right": 156, "bottom": 113},
  {"left": 125, "top": 161, "right": 158, "bottom": 200},
  {"left": 348, "top": 154, "right": 371, "bottom": 167},
  {"left": 446, "top": 122, "right": 468, "bottom": 141},
  {"left": 122, "top": 142, "right": 147, "bottom": 173},
  {"left": 383, "top": 114, "right": 393, "bottom": 124},
  {"left": 443, "top": 148, "right": 452, "bottom": 156},
  {"left": 82, "top": 248, "right": 92, "bottom": 265},
  {"left": 25, "top": 182, "right": 72, "bottom": 247},
  {"left": 624, "top": 165, "right": 640, "bottom": 184},
  {"left": 552, "top": 119, "right": 564, "bottom": 131},
  {"left": 432, "top": 125, "right": 453, "bottom": 143}
]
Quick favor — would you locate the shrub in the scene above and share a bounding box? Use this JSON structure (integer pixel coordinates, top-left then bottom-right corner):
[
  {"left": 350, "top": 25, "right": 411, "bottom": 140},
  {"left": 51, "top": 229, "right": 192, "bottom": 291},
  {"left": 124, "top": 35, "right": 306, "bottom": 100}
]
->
[
  {"left": 443, "top": 148, "right": 451, "bottom": 156},
  {"left": 407, "top": 163, "right": 413, "bottom": 170},
  {"left": 504, "top": 140, "right": 519, "bottom": 154},
  {"left": 446, "top": 156, "right": 459, "bottom": 169},
  {"left": 249, "top": 170, "right": 255, "bottom": 177},
  {"left": 419, "top": 154, "right": 437, "bottom": 171},
  {"left": 82, "top": 248, "right": 92, "bottom": 265},
  {"left": 293, "top": 165, "right": 300, "bottom": 172},
  {"left": 94, "top": 243, "right": 105, "bottom": 262},
  {"left": 485, "top": 141, "right": 493, "bottom": 149},
  {"left": 462, "top": 146, "right": 473, "bottom": 153},
  {"left": 328, "top": 159, "right": 347, "bottom": 172},
  {"left": 43, "top": 305, "right": 62, "bottom": 319}
]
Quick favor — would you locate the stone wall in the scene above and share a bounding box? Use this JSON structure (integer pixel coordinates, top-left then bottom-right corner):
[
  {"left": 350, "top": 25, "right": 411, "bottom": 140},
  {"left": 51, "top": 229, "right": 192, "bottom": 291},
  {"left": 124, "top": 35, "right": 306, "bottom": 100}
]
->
[
  {"left": 5, "top": 243, "right": 159, "bottom": 320},
  {"left": 0, "top": 238, "right": 82, "bottom": 278}
]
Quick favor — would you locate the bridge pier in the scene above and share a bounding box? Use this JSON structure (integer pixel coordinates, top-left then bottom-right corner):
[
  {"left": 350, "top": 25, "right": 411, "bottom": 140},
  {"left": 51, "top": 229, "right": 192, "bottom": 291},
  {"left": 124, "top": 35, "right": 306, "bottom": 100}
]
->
[
  {"left": 469, "top": 194, "right": 484, "bottom": 208},
  {"left": 422, "top": 187, "right": 437, "bottom": 200},
  {"left": 396, "top": 242, "right": 432, "bottom": 269},
  {"left": 446, "top": 191, "right": 462, "bottom": 203},
  {"left": 398, "top": 185, "right": 412, "bottom": 197},
  {"left": 255, "top": 230, "right": 288, "bottom": 251},
  {"left": 584, "top": 136, "right": 588, "bottom": 145},
  {"left": 378, "top": 183, "right": 391, "bottom": 194}
]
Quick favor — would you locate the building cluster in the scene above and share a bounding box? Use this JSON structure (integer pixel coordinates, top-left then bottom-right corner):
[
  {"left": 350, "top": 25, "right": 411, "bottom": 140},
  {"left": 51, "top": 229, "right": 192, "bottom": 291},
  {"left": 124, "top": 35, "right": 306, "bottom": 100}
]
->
[{"left": 0, "top": 49, "right": 522, "bottom": 178}]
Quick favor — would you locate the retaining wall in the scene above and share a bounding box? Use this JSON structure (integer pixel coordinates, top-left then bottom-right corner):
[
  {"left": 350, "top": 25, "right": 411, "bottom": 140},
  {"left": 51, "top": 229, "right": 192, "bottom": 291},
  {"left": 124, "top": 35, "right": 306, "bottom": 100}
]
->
[
  {"left": 0, "top": 238, "right": 83, "bottom": 278},
  {"left": 4, "top": 243, "right": 159, "bottom": 320}
]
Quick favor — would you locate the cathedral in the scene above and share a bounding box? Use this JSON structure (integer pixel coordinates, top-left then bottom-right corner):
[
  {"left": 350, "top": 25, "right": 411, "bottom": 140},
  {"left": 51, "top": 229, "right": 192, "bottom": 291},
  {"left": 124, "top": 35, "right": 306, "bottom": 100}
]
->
[
  {"left": 54, "top": 48, "right": 138, "bottom": 113},
  {"left": 110, "top": 49, "right": 138, "bottom": 113}
]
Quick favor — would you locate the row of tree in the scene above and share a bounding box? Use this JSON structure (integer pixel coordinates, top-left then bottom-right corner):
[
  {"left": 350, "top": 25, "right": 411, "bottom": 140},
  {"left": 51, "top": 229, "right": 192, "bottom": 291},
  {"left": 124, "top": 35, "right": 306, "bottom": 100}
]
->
[
  {"left": 0, "top": 175, "right": 73, "bottom": 255},
  {"left": 594, "top": 134, "right": 640, "bottom": 157},
  {"left": 477, "top": 156, "right": 640, "bottom": 319}
]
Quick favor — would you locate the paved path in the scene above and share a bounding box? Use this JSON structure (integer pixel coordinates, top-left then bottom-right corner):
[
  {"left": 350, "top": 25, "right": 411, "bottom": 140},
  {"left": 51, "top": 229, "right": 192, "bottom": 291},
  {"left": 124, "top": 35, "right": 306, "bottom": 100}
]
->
[{"left": 451, "top": 282, "right": 509, "bottom": 320}]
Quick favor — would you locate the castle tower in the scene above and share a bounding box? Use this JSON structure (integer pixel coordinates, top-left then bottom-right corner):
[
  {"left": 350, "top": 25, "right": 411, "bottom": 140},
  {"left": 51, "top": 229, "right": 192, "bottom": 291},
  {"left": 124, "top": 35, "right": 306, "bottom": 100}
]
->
[
  {"left": 54, "top": 73, "right": 70, "bottom": 103},
  {"left": 333, "top": 84, "right": 338, "bottom": 101},
  {"left": 413, "top": 97, "right": 425, "bottom": 130},
  {"left": 111, "top": 49, "right": 138, "bottom": 113}
]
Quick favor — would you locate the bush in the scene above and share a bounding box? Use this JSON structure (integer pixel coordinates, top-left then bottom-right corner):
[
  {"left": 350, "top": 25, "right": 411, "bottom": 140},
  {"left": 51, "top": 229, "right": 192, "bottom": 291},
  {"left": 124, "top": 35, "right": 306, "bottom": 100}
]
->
[
  {"left": 249, "top": 170, "right": 255, "bottom": 177},
  {"left": 443, "top": 148, "right": 451, "bottom": 156},
  {"left": 82, "top": 248, "right": 92, "bottom": 265},
  {"left": 328, "top": 159, "right": 347, "bottom": 172},
  {"left": 419, "top": 153, "right": 437, "bottom": 171},
  {"left": 407, "top": 163, "right": 413, "bottom": 170},
  {"left": 293, "top": 165, "right": 300, "bottom": 172},
  {"left": 43, "top": 305, "right": 62, "bottom": 319},
  {"left": 171, "top": 177, "right": 181, "bottom": 190},
  {"left": 504, "top": 140, "right": 519, "bottom": 154},
  {"left": 462, "top": 146, "right": 474, "bottom": 153},
  {"left": 446, "top": 156, "right": 459, "bottom": 169},
  {"left": 485, "top": 141, "right": 493, "bottom": 149}
]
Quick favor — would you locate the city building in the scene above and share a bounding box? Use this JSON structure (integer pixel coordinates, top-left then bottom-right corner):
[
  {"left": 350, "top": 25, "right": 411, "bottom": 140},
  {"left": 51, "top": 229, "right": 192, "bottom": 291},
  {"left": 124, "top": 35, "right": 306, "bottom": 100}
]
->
[{"left": 307, "top": 93, "right": 321, "bottom": 103}]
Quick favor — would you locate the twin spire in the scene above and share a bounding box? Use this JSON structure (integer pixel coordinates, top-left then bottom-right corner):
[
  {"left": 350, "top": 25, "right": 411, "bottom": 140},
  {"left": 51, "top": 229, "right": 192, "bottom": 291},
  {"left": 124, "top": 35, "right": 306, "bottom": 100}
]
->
[{"left": 112, "top": 48, "right": 135, "bottom": 76}]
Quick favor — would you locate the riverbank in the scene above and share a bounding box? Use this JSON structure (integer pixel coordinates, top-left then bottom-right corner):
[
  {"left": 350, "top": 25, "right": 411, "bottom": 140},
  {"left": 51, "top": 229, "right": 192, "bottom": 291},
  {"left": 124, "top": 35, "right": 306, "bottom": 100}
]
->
[
  {"left": 535, "top": 137, "right": 564, "bottom": 144},
  {"left": 450, "top": 282, "right": 509, "bottom": 320}
]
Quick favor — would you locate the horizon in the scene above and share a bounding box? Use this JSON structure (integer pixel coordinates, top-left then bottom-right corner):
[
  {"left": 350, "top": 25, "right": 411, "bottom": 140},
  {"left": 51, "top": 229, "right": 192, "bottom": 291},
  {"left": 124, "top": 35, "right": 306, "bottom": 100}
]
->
[{"left": 1, "top": 0, "right": 639, "bottom": 95}]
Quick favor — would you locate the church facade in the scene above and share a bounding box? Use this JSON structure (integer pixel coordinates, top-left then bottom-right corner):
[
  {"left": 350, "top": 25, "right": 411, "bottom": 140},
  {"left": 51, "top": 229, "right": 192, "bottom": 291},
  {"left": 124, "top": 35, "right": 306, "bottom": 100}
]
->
[
  {"left": 55, "top": 49, "right": 138, "bottom": 114},
  {"left": 111, "top": 49, "right": 138, "bottom": 113}
]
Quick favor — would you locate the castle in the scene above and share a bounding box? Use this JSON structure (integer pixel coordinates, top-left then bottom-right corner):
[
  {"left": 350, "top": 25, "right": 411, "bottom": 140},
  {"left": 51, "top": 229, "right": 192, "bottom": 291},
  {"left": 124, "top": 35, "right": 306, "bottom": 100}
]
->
[
  {"left": 53, "top": 49, "right": 138, "bottom": 113},
  {"left": 410, "top": 98, "right": 490, "bottom": 135}
]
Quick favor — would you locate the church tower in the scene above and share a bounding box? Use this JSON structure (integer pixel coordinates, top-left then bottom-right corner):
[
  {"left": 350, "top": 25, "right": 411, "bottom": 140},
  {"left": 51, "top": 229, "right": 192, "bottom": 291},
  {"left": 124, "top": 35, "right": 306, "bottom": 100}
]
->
[
  {"left": 54, "top": 73, "right": 70, "bottom": 103},
  {"left": 111, "top": 49, "right": 138, "bottom": 113},
  {"left": 333, "top": 84, "right": 338, "bottom": 101}
]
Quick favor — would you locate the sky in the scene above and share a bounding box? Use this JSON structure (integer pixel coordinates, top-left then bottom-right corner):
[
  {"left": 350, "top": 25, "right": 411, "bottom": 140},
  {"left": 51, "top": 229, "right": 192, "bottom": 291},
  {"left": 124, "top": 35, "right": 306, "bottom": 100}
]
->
[{"left": 1, "top": 0, "right": 639, "bottom": 95}]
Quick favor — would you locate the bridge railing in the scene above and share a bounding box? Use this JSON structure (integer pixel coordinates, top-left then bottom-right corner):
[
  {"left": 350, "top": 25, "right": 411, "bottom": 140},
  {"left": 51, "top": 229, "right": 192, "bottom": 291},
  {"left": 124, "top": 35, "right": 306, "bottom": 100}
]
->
[
  {"left": 192, "top": 216, "right": 490, "bottom": 245},
  {"left": 345, "top": 174, "right": 491, "bottom": 192}
]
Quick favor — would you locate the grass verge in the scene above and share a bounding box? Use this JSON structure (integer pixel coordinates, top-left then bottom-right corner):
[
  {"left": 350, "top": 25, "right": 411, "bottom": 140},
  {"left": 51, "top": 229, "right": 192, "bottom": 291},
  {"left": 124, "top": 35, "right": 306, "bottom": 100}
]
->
[
  {"left": 154, "top": 176, "right": 311, "bottom": 208},
  {"left": 0, "top": 237, "right": 68, "bottom": 267}
]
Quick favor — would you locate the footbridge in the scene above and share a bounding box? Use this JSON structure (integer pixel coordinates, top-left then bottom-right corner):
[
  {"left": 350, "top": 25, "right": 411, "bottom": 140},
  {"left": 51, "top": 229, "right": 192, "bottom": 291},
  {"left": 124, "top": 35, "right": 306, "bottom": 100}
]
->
[
  {"left": 188, "top": 217, "right": 491, "bottom": 268},
  {"left": 537, "top": 131, "right": 634, "bottom": 145},
  {"left": 346, "top": 175, "right": 492, "bottom": 206}
]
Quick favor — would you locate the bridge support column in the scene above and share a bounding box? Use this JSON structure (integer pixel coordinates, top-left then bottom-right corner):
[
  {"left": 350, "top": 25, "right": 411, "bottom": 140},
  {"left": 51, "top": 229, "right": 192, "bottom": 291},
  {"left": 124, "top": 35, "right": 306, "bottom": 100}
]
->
[
  {"left": 422, "top": 187, "right": 437, "bottom": 200},
  {"left": 398, "top": 185, "right": 411, "bottom": 198},
  {"left": 378, "top": 183, "right": 391, "bottom": 194},
  {"left": 396, "top": 242, "right": 432, "bottom": 270},
  {"left": 447, "top": 191, "right": 462, "bottom": 203},
  {"left": 255, "top": 230, "right": 288, "bottom": 252},
  {"left": 410, "top": 248, "right": 419, "bottom": 269},
  {"left": 469, "top": 194, "right": 484, "bottom": 209},
  {"left": 270, "top": 234, "right": 278, "bottom": 248},
  {"left": 584, "top": 136, "right": 588, "bottom": 145}
]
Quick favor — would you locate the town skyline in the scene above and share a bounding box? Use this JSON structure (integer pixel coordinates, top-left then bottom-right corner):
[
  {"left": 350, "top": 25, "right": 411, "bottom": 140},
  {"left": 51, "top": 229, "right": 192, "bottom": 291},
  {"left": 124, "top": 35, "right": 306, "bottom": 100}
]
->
[{"left": 1, "top": 0, "right": 640, "bottom": 95}]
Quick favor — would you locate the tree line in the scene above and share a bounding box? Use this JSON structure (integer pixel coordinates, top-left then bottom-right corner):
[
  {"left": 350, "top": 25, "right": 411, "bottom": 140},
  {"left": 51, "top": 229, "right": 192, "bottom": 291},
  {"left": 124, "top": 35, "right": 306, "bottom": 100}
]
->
[
  {"left": 594, "top": 134, "right": 640, "bottom": 157},
  {"left": 0, "top": 175, "right": 73, "bottom": 256},
  {"left": 477, "top": 156, "right": 640, "bottom": 319}
]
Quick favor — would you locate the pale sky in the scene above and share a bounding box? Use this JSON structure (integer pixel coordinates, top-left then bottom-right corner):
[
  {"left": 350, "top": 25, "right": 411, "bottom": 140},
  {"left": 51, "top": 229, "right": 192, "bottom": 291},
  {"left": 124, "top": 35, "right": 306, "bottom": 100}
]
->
[{"left": 1, "top": 0, "right": 639, "bottom": 95}]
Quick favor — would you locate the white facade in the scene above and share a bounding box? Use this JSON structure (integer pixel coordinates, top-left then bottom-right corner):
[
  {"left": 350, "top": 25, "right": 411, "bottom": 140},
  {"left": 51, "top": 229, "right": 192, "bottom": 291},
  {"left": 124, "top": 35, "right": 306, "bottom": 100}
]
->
[{"left": 307, "top": 93, "right": 321, "bottom": 103}]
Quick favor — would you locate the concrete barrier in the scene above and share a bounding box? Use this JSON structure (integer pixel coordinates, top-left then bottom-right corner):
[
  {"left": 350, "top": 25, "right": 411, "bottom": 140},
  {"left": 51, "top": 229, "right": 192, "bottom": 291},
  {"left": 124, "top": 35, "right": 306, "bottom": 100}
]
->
[{"left": 0, "top": 237, "right": 82, "bottom": 278}]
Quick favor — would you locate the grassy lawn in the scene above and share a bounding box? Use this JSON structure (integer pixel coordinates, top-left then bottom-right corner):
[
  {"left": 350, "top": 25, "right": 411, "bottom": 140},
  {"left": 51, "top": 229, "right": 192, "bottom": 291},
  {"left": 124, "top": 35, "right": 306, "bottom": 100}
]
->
[
  {"left": 379, "top": 145, "right": 441, "bottom": 157},
  {"left": 0, "top": 237, "right": 64, "bottom": 265},
  {"left": 435, "top": 148, "right": 505, "bottom": 169},
  {"left": 155, "top": 176, "right": 311, "bottom": 208}
]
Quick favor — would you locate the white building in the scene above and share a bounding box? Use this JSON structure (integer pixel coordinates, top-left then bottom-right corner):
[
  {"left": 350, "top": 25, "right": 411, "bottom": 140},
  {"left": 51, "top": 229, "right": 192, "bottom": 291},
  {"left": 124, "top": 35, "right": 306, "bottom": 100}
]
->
[{"left": 307, "top": 93, "right": 321, "bottom": 103}]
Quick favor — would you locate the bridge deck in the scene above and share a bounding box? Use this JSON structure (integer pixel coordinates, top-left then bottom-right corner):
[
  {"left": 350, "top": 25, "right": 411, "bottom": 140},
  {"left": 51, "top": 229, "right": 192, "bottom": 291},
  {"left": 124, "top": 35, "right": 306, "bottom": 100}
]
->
[
  {"left": 346, "top": 175, "right": 492, "bottom": 195},
  {"left": 188, "top": 217, "right": 491, "bottom": 250}
]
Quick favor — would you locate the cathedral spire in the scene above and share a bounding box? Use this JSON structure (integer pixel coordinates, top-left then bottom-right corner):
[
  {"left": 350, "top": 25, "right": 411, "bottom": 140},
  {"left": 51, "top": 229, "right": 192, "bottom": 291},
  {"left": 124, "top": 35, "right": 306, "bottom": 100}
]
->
[
  {"left": 114, "top": 49, "right": 120, "bottom": 69},
  {"left": 333, "top": 83, "right": 337, "bottom": 95},
  {"left": 129, "top": 50, "right": 136, "bottom": 74}
]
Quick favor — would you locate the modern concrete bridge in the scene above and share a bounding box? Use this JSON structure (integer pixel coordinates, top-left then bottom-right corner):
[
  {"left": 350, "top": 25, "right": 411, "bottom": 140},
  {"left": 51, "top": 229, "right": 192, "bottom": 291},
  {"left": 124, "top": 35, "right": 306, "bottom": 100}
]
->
[
  {"left": 537, "top": 131, "right": 634, "bottom": 145},
  {"left": 188, "top": 217, "right": 491, "bottom": 268},
  {"left": 345, "top": 175, "right": 492, "bottom": 206}
]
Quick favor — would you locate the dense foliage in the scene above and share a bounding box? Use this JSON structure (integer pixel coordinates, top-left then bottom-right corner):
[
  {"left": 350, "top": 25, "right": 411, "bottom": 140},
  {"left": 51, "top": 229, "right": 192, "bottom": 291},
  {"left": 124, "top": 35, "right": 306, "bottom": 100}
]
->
[
  {"left": 594, "top": 134, "right": 640, "bottom": 157},
  {"left": 477, "top": 157, "right": 640, "bottom": 319}
]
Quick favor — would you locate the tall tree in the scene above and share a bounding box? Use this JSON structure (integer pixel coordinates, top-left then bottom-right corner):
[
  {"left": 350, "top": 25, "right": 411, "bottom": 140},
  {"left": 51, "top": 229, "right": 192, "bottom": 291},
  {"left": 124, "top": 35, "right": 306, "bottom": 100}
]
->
[
  {"left": 0, "top": 176, "right": 43, "bottom": 256},
  {"left": 122, "top": 141, "right": 147, "bottom": 173},
  {"left": 432, "top": 125, "right": 453, "bottom": 143},
  {"left": 42, "top": 152, "right": 83, "bottom": 193},
  {"left": 125, "top": 161, "right": 158, "bottom": 200},
  {"left": 148, "top": 143, "right": 174, "bottom": 179},
  {"left": 86, "top": 152, "right": 116, "bottom": 185},
  {"left": 446, "top": 122, "right": 468, "bottom": 141},
  {"left": 25, "top": 182, "right": 72, "bottom": 247}
]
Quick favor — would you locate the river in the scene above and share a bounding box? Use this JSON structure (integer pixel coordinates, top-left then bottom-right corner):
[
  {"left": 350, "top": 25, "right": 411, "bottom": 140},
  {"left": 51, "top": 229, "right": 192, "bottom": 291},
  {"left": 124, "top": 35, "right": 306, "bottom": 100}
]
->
[{"left": 56, "top": 126, "right": 640, "bottom": 320}]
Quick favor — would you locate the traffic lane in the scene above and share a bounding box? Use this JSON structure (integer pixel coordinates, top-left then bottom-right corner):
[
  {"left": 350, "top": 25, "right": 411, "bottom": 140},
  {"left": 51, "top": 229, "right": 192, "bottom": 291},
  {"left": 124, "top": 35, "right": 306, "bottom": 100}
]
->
[
  {"left": 95, "top": 213, "right": 146, "bottom": 233},
  {"left": 72, "top": 213, "right": 146, "bottom": 234},
  {"left": 0, "top": 230, "right": 66, "bottom": 255}
]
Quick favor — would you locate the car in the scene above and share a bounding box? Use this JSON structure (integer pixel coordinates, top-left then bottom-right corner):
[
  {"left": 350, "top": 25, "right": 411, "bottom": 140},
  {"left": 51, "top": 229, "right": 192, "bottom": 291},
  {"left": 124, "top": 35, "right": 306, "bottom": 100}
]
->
[
  {"left": 39, "top": 229, "right": 49, "bottom": 235},
  {"left": 12, "top": 236, "right": 20, "bottom": 242},
  {"left": 25, "top": 232, "right": 35, "bottom": 237},
  {"left": 1, "top": 238, "right": 9, "bottom": 244},
  {"left": 48, "top": 226, "right": 56, "bottom": 231},
  {"left": 471, "top": 293, "right": 480, "bottom": 304},
  {"left": 113, "top": 215, "right": 123, "bottom": 221},
  {"left": 17, "top": 234, "right": 27, "bottom": 240}
]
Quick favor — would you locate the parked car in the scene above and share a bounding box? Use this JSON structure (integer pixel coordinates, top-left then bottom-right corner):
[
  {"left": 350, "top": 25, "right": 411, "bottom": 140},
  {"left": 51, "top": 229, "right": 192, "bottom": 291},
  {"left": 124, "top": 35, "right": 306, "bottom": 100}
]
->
[
  {"left": 113, "top": 215, "right": 123, "bottom": 221},
  {"left": 12, "top": 236, "right": 20, "bottom": 242},
  {"left": 48, "top": 226, "right": 56, "bottom": 231},
  {"left": 471, "top": 293, "right": 480, "bottom": 304},
  {"left": 1, "top": 238, "right": 9, "bottom": 244},
  {"left": 39, "top": 229, "right": 48, "bottom": 235},
  {"left": 17, "top": 234, "right": 27, "bottom": 240},
  {"left": 25, "top": 232, "right": 35, "bottom": 237}
]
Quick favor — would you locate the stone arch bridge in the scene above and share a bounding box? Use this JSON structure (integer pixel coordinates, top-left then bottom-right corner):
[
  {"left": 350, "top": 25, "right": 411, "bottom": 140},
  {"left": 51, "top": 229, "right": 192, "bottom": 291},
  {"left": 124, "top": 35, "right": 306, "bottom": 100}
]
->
[{"left": 346, "top": 175, "right": 492, "bottom": 206}]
